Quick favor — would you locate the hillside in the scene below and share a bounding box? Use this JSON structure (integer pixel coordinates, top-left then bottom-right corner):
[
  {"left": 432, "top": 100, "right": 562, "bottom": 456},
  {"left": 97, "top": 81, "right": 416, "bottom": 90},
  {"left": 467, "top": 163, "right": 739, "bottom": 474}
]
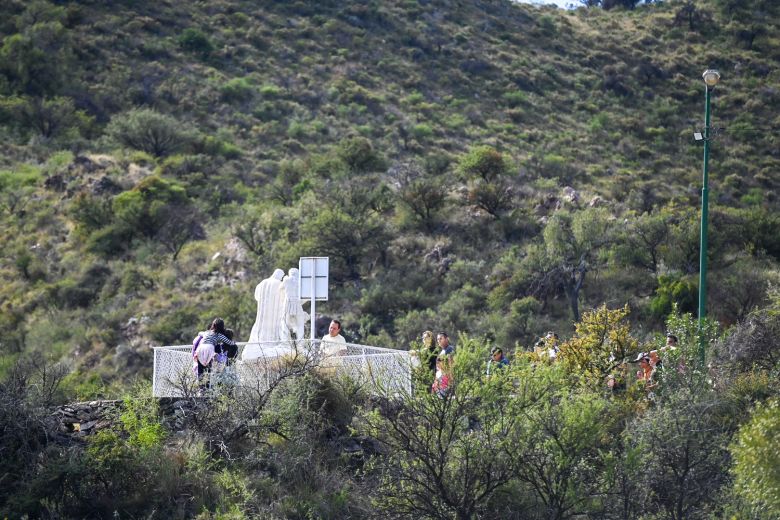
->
[{"left": 0, "top": 0, "right": 779, "bottom": 389}]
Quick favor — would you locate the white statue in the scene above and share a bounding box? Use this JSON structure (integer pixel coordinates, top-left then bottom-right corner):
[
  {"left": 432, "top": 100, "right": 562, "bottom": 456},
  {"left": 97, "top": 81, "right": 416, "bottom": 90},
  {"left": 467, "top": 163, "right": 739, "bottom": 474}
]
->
[
  {"left": 280, "top": 268, "right": 309, "bottom": 341},
  {"left": 243, "top": 268, "right": 285, "bottom": 360}
]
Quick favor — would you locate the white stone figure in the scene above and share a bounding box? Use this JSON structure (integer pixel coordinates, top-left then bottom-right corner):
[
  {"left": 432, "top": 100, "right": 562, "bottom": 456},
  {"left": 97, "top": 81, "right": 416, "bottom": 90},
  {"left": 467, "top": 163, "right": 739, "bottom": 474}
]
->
[
  {"left": 243, "top": 268, "right": 285, "bottom": 360},
  {"left": 280, "top": 268, "right": 309, "bottom": 341}
]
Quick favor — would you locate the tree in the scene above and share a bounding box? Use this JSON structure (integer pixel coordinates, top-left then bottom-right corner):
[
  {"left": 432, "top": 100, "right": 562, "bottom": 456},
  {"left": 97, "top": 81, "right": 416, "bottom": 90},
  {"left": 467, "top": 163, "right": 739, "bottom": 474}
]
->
[
  {"left": 156, "top": 204, "right": 205, "bottom": 261},
  {"left": 336, "top": 136, "right": 385, "bottom": 174},
  {"left": 507, "top": 384, "right": 616, "bottom": 519},
  {"left": 297, "top": 199, "right": 388, "bottom": 282},
  {"left": 106, "top": 108, "right": 191, "bottom": 157},
  {"left": 0, "top": 95, "right": 92, "bottom": 139},
  {"left": 112, "top": 176, "right": 189, "bottom": 238},
  {"left": 525, "top": 208, "right": 615, "bottom": 322},
  {"left": 458, "top": 145, "right": 514, "bottom": 219},
  {"left": 731, "top": 398, "right": 780, "bottom": 517},
  {"left": 613, "top": 210, "right": 672, "bottom": 279},
  {"left": 362, "top": 337, "right": 531, "bottom": 520},
  {"left": 559, "top": 304, "right": 640, "bottom": 390},
  {"left": 391, "top": 162, "right": 447, "bottom": 231},
  {"left": 628, "top": 388, "right": 733, "bottom": 520}
]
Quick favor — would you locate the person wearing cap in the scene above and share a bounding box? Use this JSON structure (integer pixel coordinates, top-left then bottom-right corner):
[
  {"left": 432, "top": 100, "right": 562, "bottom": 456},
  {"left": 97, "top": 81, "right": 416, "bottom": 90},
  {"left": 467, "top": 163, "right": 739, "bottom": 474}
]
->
[{"left": 486, "top": 346, "right": 509, "bottom": 377}]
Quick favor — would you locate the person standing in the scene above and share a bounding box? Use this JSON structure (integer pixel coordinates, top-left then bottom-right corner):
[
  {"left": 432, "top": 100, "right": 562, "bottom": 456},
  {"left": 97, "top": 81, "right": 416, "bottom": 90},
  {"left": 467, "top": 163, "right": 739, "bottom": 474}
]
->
[
  {"left": 436, "top": 332, "right": 454, "bottom": 357},
  {"left": 486, "top": 346, "right": 509, "bottom": 377},
  {"left": 321, "top": 319, "right": 347, "bottom": 357}
]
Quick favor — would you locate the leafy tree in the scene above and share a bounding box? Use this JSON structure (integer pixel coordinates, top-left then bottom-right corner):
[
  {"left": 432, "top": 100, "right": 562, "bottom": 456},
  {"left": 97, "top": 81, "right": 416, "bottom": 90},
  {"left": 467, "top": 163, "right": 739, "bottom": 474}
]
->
[
  {"left": 156, "top": 203, "right": 206, "bottom": 261},
  {"left": 507, "top": 368, "right": 617, "bottom": 519},
  {"left": 0, "top": 20, "right": 72, "bottom": 96},
  {"left": 362, "top": 337, "right": 529, "bottom": 520},
  {"left": 628, "top": 387, "right": 733, "bottom": 520},
  {"left": 650, "top": 274, "right": 698, "bottom": 320},
  {"left": 336, "top": 136, "right": 385, "bottom": 174},
  {"left": 0, "top": 95, "right": 92, "bottom": 139},
  {"left": 112, "top": 175, "right": 189, "bottom": 238},
  {"left": 731, "top": 398, "right": 780, "bottom": 517},
  {"left": 458, "top": 145, "right": 514, "bottom": 219},
  {"left": 298, "top": 205, "right": 388, "bottom": 281},
  {"left": 177, "top": 27, "right": 214, "bottom": 56},
  {"left": 559, "top": 304, "right": 639, "bottom": 390},
  {"left": 525, "top": 208, "right": 615, "bottom": 322},
  {"left": 613, "top": 209, "right": 672, "bottom": 279},
  {"left": 391, "top": 161, "right": 447, "bottom": 231},
  {"left": 457, "top": 145, "right": 509, "bottom": 183},
  {"left": 107, "top": 108, "right": 191, "bottom": 157}
]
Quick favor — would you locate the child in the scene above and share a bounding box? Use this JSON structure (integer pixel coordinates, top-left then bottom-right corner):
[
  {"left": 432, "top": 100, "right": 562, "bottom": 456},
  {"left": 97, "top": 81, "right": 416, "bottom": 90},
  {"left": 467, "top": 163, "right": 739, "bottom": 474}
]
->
[{"left": 431, "top": 356, "right": 451, "bottom": 398}]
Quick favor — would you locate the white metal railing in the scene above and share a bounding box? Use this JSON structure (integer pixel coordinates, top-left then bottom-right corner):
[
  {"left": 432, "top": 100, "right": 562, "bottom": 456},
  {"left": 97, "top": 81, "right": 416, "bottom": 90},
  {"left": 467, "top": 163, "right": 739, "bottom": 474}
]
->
[{"left": 152, "top": 340, "right": 411, "bottom": 398}]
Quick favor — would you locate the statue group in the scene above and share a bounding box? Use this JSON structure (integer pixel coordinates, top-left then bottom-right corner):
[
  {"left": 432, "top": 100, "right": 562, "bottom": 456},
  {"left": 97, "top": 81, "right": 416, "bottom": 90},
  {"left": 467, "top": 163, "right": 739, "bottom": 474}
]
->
[{"left": 242, "top": 268, "right": 309, "bottom": 361}]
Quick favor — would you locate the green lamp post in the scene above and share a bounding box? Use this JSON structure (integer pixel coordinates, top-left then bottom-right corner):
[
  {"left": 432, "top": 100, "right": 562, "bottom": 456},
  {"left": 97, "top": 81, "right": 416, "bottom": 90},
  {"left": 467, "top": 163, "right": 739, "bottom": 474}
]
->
[{"left": 697, "top": 68, "right": 721, "bottom": 366}]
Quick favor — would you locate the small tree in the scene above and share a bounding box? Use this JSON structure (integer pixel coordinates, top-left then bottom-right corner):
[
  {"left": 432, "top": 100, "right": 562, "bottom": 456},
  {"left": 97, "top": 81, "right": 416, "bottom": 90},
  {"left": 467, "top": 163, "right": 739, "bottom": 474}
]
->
[
  {"left": 107, "top": 108, "right": 191, "bottom": 157},
  {"left": 731, "top": 398, "right": 780, "bottom": 517},
  {"left": 559, "top": 304, "right": 639, "bottom": 390}
]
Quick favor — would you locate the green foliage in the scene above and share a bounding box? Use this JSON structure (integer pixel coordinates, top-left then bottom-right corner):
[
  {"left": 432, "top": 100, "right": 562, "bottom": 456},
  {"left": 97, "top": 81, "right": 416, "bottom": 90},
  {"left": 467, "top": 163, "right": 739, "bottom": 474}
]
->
[
  {"left": 336, "top": 136, "right": 385, "bottom": 174},
  {"left": 107, "top": 108, "right": 192, "bottom": 157},
  {"left": 560, "top": 304, "right": 640, "bottom": 389},
  {"left": 112, "top": 175, "right": 189, "bottom": 239},
  {"left": 147, "top": 303, "right": 200, "bottom": 345},
  {"left": 178, "top": 27, "right": 214, "bottom": 55},
  {"left": 651, "top": 274, "right": 697, "bottom": 319},
  {"left": 731, "top": 398, "right": 780, "bottom": 516},
  {"left": 220, "top": 76, "right": 255, "bottom": 103},
  {"left": 457, "top": 144, "right": 509, "bottom": 182},
  {"left": 0, "top": 163, "right": 42, "bottom": 190}
]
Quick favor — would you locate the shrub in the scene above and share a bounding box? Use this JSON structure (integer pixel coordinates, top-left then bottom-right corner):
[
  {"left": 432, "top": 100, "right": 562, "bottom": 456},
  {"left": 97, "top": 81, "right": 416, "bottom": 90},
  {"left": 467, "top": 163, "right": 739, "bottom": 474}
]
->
[
  {"left": 220, "top": 76, "right": 255, "bottom": 103},
  {"left": 651, "top": 275, "right": 697, "bottom": 319},
  {"left": 732, "top": 398, "right": 780, "bottom": 516},
  {"left": 458, "top": 145, "right": 509, "bottom": 182},
  {"left": 106, "top": 108, "right": 191, "bottom": 157},
  {"left": 177, "top": 27, "right": 213, "bottom": 55}
]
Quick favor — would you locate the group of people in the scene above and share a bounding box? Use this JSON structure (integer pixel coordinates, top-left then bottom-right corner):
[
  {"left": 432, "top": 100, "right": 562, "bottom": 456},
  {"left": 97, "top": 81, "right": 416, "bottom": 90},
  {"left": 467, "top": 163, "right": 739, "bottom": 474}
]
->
[
  {"left": 412, "top": 327, "right": 678, "bottom": 399},
  {"left": 192, "top": 318, "right": 239, "bottom": 393},
  {"left": 630, "top": 332, "right": 678, "bottom": 390},
  {"left": 412, "top": 331, "right": 511, "bottom": 397}
]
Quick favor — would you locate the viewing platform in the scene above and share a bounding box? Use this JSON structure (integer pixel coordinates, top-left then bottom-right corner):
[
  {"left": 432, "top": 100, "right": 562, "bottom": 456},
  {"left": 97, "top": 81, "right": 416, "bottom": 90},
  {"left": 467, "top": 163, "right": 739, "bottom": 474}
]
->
[{"left": 152, "top": 340, "right": 411, "bottom": 398}]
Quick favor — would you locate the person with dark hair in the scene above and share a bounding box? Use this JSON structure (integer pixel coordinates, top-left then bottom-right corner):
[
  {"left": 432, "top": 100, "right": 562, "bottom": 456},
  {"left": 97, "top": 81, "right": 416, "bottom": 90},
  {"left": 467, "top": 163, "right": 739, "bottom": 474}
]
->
[
  {"left": 321, "top": 319, "right": 347, "bottom": 357},
  {"left": 486, "top": 346, "right": 509, "bottom": 377},
  {"left": 195, "top": 318, "right": 237, "bottom": 393},
  {"left": 436, "top": 332, "right": 454, "bottom": 356}
]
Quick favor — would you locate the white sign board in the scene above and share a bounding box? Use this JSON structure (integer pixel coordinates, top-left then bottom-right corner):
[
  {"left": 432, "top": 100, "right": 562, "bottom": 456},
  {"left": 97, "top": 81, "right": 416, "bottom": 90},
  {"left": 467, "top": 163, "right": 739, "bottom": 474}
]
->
[{"left": 299, "top": 257, "right": 329, "bottom": 301}]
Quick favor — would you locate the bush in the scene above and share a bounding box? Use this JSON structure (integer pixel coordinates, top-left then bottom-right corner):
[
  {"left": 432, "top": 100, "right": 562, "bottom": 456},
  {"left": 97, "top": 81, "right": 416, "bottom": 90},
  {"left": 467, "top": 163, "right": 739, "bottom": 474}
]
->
[
  {"left": 106, "top": 108, "right": 191, "bottom": 157},
  {"left": 220, "top": 77, "right": 255, "bottom": 103},
  {"left": 177, "top": 27, "right": 213, "bottom": 55},
  {"left": 732, "top": 398, "right": 780, "bottom": 516}
]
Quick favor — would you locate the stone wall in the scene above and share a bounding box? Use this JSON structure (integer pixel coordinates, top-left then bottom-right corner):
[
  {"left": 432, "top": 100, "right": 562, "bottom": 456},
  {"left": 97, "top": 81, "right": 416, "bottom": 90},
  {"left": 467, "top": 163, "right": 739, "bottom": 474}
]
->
[{"left": 50, "top": 398, "right": 198, "bottom": 439}]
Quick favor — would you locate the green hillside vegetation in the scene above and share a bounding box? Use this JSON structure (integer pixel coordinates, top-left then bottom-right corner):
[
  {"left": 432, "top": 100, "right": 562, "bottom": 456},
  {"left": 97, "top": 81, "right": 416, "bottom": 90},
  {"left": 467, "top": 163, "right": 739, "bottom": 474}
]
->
[{"left": 1, "top": 0, "right": 780, "bottom": 516}]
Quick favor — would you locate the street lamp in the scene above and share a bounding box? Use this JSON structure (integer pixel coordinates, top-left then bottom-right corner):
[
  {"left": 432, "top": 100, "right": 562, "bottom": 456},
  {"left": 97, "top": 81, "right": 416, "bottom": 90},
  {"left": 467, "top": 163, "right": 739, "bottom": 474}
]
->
[{"left": 697, "top": 69, "right": 720, "bottom": 366}]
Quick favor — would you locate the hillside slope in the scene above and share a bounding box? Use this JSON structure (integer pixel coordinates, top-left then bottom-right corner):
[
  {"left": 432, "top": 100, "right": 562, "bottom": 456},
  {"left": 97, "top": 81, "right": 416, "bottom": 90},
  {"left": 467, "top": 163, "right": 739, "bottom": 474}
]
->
[{"left": 0, "top": 0, "right": 778, "bottom": 387}]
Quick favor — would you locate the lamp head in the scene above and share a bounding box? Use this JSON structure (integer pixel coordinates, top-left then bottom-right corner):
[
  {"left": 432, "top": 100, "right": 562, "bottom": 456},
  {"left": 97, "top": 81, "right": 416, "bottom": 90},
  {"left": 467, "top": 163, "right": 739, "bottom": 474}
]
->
[{"left": 702, "top": 69, "right": 721, "bottom": 88}]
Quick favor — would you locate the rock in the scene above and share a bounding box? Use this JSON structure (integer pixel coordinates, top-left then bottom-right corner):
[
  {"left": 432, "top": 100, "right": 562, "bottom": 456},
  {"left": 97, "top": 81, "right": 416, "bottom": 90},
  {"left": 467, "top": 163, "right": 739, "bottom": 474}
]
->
[
  {"left": 588, "top": 196, "right": 607, "bottom": 207},
  {"left": 562, "top": 186, "right": 580, "bottom": 205}
]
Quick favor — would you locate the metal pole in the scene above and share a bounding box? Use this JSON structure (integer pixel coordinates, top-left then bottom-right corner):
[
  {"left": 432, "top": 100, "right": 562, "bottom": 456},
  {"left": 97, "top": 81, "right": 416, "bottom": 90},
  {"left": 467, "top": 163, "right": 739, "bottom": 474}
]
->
[
  {"left": 698, "top": 84, "right": 712, "bottom": 367},
  {"left": 310, "top": 260, "right": 316, "bottom": 342}
]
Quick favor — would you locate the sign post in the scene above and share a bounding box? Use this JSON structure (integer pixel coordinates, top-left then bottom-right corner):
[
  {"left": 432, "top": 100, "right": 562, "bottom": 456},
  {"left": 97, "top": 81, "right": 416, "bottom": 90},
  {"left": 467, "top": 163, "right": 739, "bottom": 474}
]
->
[{"left": 298, "top": 257, "right": 329, "bottom": 340}]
